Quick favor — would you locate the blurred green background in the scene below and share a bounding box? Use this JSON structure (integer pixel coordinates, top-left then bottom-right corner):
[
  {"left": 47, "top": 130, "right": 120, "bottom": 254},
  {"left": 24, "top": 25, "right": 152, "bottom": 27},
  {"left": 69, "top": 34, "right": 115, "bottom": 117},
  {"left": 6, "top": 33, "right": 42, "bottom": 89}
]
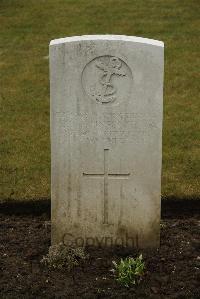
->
[{"left": 0, "top": 0, "right": 199, "bottom": 200}]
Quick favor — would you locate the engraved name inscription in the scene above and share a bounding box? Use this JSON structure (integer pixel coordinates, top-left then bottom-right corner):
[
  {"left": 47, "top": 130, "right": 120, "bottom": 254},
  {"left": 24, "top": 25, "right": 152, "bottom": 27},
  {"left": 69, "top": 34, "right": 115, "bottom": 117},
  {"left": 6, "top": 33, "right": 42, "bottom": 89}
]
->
[{"left": 55, "top": 112, "right": 159, "bottom": 144}]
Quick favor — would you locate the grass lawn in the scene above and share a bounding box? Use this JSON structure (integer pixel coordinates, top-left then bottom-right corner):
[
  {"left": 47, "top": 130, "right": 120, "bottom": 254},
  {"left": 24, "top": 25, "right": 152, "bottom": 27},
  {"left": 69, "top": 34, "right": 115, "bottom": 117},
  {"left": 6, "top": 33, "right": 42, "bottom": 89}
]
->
[{"left": 0, "top": 0, "right": 199, "bottom": 200}]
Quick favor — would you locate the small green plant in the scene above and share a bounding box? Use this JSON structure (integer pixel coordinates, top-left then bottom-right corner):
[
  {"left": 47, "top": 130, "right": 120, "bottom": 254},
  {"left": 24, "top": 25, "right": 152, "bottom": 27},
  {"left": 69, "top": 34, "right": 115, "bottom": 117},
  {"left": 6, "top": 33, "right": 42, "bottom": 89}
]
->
[
  {"left": 41, "top": 243, "right": 89, "bottom": 271},
  {"left": 111, "top": 254, "right": 145, "bottom": 287}
]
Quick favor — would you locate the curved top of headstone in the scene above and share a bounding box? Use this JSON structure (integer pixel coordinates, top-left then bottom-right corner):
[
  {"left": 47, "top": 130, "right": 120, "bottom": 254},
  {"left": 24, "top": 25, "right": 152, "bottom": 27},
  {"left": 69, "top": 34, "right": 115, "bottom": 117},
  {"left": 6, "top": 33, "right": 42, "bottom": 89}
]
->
[{"left": 50, "top": 34, "right": 164, "bottom": 48}]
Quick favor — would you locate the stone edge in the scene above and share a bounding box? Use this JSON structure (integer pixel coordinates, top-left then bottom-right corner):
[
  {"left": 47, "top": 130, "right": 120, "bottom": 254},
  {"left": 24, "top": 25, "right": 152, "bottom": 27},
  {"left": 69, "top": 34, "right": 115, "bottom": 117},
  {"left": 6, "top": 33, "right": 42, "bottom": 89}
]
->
[{"left": 49, "top": 35, "right": 164, "bottom": 48}]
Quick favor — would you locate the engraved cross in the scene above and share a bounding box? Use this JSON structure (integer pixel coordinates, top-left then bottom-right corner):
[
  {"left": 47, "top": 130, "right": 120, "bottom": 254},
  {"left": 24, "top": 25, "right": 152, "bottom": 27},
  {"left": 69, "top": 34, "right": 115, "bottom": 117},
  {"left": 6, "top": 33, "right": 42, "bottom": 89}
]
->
[{"left": 83, "top": 149, "right": 130, "bottom": 224}]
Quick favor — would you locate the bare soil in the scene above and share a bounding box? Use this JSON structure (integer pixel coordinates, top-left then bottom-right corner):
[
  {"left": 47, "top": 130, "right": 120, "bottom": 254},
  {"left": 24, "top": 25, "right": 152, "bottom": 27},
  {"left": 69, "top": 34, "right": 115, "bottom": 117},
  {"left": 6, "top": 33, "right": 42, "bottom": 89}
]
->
[{"left": 0, "top": 200, "right": 200, "bottom": 299}]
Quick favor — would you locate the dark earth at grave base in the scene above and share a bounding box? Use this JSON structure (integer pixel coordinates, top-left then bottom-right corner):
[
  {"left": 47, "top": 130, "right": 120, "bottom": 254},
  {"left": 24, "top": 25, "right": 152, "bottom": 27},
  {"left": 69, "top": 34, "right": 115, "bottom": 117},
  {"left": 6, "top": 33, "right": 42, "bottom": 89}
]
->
[{"left": 0, "top": 200, "right": 200, "bottom": 299}]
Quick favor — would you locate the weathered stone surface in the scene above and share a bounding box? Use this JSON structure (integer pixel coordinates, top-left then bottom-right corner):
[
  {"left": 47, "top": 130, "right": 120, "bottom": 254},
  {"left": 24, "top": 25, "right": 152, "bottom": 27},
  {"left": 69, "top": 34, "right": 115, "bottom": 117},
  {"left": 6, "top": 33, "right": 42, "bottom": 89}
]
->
[{"left": 50, "top": 35, "right": 164, "bottom": 248}]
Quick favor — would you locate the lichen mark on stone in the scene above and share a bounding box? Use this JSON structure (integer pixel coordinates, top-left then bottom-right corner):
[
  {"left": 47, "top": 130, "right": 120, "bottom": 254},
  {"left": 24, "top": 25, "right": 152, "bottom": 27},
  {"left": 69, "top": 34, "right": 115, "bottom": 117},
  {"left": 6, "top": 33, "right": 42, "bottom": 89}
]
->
[{"left": 91, "top": 56, "right": 127, "bottom": 104}]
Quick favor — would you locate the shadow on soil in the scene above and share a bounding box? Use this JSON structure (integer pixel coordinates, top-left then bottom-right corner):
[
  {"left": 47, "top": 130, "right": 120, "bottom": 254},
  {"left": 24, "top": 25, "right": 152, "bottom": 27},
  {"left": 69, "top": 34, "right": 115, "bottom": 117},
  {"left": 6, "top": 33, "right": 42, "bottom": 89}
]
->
[{"left": 0, "top": 197, "right": 200, "bottom": 218}]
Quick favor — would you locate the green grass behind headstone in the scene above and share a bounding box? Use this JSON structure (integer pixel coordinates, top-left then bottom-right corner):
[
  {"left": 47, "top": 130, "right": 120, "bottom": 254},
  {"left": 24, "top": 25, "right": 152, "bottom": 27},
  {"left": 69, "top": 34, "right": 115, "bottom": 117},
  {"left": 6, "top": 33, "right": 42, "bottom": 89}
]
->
[{"left": 0, "top": 0, "right": 199, "bottom": 200}]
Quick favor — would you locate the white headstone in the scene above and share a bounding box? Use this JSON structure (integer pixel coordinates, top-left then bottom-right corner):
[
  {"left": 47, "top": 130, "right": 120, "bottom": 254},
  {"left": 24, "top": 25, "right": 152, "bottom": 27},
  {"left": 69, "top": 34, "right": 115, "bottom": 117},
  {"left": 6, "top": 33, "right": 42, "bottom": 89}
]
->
[{"left": 50, "top": 35, "right": 164, "bottom": 248}]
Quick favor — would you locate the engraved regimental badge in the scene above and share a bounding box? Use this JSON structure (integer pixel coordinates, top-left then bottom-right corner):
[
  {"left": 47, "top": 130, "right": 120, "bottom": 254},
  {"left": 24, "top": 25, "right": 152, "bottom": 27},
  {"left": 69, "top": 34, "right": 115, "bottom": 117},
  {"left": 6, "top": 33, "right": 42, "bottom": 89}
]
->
[{"left": 82, "top": 55, "right": 132, "bottom": 104}]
